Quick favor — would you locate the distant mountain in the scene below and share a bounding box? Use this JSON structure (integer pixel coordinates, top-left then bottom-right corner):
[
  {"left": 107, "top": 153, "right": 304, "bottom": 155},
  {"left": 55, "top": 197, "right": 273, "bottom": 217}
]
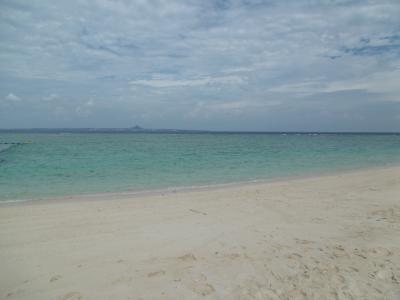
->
[{"left": 130, "top": 125, "right": 143, "bottom": 131}]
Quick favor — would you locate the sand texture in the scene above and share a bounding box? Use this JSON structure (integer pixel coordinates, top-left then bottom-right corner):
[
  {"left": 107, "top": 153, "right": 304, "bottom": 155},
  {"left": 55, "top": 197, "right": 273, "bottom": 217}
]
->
[{"left": 1, "top": 166, "right": 400, "bottom": 299}]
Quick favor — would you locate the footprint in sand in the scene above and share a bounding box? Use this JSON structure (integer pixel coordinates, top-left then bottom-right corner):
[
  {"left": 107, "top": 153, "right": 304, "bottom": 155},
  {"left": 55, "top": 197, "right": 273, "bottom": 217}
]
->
[
  {"left": 189, "top": 209, "right": 207, "bottom": 216},
  {"left": 368, "top": 247, "right": 392, "bottom": 257},
  {"left": 147, "top": 270, "right": 166, "bottom": 278},
  {"left": 183, "top": 273, "right": 215, "bottom": 296},
  {"left": 374, "top": 269, "right": 396, "bottom": 281},
  {"left": 234, "top": 279, "right": 279, "bottom": 299},
  {"left": 50, "top": 274, "right": 62, "bottom": 282},
  {"left": 295, "top": 239, "right": 315, "bottom": 245},
  {"left": 61, "top": 292, "right": 83, "bottom": 300},
  {"left": 371, "top": 207, "right": 400, "bottom": 223},
  {"left": 174, "top": 256, "right": 215, "bottom": 297},
  {"left": 177, "top": 253, "right": 197, "bottom": 262}
]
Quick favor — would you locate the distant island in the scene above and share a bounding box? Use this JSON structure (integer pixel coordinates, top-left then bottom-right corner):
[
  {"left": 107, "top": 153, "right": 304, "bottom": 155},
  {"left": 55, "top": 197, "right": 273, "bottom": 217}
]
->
[{"left": 0, "top": 127, "right": 398, "bottom": 134}]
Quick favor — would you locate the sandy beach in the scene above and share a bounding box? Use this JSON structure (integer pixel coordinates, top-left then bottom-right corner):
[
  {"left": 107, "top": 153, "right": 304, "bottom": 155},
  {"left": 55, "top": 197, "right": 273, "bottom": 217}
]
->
[{"left": 1, "top": 166, "right": 399, "bottom": 300}]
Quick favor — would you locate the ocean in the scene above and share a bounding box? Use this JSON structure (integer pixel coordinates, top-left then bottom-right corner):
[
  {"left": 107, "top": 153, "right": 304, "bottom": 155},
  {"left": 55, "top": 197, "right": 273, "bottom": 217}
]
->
[{"left": 0, "top": 132, "right": 399, "bottom": 201}]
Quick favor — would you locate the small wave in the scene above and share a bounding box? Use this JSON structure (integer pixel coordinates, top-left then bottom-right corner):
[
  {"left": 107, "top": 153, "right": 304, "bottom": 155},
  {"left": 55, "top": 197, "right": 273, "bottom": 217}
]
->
[
  {"left": 0, "top": 142, "right": 27, "bottom": 155},
  {"left": 0, "top": 144, "right": 15, "bottom": 154}
]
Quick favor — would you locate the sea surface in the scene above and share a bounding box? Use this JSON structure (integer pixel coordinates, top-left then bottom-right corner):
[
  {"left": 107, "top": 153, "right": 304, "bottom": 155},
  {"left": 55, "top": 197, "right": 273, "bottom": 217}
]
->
[{"left": 0, "top": 132, "right": 399, "bottom": 201}]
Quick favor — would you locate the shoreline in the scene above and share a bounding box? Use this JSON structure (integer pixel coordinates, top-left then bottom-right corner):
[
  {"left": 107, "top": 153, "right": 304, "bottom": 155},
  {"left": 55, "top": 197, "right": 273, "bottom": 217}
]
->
[{"left": 2, "top": 162, "right": 400, "bottom": 206}]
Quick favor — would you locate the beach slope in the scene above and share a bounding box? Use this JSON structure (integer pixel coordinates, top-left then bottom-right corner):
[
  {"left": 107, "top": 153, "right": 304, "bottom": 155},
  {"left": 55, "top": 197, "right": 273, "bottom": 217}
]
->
[{"left": 1, "top": 167, "right": 400, "bottom": 299}]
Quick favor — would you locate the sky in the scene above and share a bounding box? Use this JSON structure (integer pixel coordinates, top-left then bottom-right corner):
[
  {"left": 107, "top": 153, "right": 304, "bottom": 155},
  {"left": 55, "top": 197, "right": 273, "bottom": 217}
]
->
[{"left": 0, "top": 0, "right": 400, "bottom": 131}]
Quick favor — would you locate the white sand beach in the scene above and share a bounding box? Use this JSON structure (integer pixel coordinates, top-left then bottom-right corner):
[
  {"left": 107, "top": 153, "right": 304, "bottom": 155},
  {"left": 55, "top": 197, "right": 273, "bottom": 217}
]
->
[{"left": 1, "top": 166, "right": 400, "bottom": 300}]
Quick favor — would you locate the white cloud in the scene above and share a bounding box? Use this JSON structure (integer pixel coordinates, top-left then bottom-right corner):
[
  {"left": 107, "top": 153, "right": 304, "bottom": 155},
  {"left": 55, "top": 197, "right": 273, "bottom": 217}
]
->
[
  {"left": 325, "top": 69, "right": 400, "bottom": 100},
  {"left": 185, "top": 99, "right": 281, "bottom": 119},
  {"left": 75, "top": 99, "right": 95, "bottom": 117},
  {"left": 5, "top": 93, "right": 21, "bottom": 102},
  {"left": 268, "top": 81, "right": 326, "bottom": 95},
  {"left": 269, "top": 67, "right": 400, "bottom": 101},
  {"left": 129, "top": 75, "right": 246, "bottom": 88},
  {"left": 42, "top": 93, "right": 59, "bottom": 101}
]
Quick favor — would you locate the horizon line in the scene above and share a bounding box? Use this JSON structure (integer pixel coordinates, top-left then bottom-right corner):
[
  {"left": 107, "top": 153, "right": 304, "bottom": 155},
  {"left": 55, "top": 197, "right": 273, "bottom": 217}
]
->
[{"left": 0, "top": 127, "right": 399, "bottom": 134}]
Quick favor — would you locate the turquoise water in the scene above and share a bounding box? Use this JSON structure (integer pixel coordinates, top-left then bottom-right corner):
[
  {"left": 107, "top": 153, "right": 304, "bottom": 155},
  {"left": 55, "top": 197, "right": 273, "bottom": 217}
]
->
[{"left": 0, "top": 133, "right": 399, "bottom": 201}]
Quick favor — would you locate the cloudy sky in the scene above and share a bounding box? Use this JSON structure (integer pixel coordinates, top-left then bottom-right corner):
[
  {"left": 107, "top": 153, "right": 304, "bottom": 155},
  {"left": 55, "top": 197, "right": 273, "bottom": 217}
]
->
[{"left": 1, "top": 0, "right": 400, "bottom": 131}]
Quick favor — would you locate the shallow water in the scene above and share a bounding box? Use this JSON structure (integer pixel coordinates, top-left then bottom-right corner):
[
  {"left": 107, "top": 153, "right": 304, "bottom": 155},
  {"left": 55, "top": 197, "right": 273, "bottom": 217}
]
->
[{"left": 0, "top": 133, "right": 399, "bottom": 201}]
